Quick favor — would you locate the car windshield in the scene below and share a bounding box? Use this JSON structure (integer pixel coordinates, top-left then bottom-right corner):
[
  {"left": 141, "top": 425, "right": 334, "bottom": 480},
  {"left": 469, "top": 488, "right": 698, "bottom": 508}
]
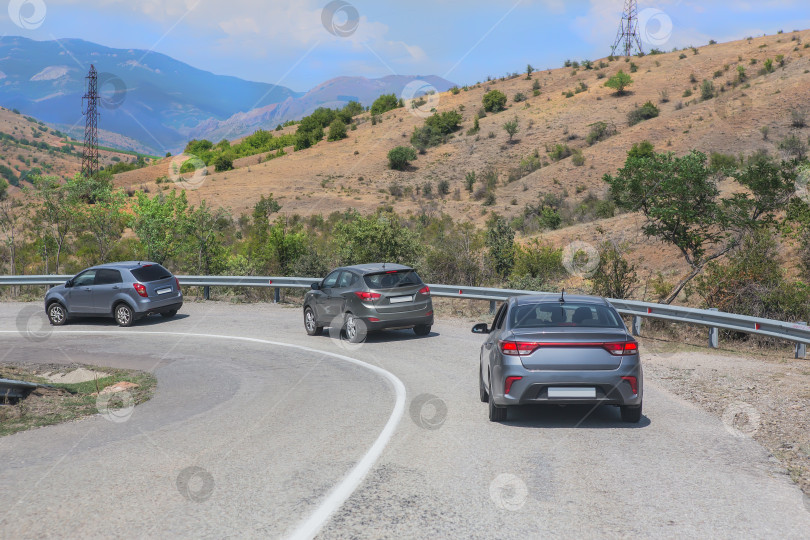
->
[
  {"left": 130, "top": 264, "right": 172, "bottom": 283},
  {"left": 364, "top": 270, "right": 423, "bottom": 289},
  {"left": 510, "top": 302, "right": 623, "bottom": 329}
]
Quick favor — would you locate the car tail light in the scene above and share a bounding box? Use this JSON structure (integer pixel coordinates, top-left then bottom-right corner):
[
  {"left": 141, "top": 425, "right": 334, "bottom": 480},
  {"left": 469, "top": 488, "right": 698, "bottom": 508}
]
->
[
  {"left": 418, "top": 285, "right": 430, "bottom": 296},
  {"left": 133, "top": 283, "right": 148, "bottom": 298},
  {"left": 354, "top": 291, "right": 382, "bottom": 301},
  {"left": 622, "top": 376, "right": 638, "bottom": 395},
  {"left": 368, "top": 317, "right": 380, "bottom": 322},
  {"left": 602, "top": 342, "right": 639, "bottom": 356},
  {"left": 500, "top": 341, "right": 541, "bottom": 356},
  {"left": 175, "top": 277, "right": 181, "bottom": 290},
  {"left": 504, "top": 376, "right": 523, "bottom": 394}
]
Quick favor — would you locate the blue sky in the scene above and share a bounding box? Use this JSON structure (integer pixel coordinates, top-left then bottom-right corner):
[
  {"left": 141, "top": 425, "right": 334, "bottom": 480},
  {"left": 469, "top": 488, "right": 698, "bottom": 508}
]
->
[{"left": 1, "top": 0, "right": 808, "bottom": 91}]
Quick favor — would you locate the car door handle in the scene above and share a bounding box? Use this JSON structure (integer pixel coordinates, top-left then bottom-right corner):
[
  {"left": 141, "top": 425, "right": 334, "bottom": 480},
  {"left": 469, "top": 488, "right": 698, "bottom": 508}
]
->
[
  {"left": 112, "top": 286, "right": 120, "bottom": 290},
  {"left": 83, "top": 287, "right": 91, "bottom": 291},
  {"left": 484, "top": 342, "right": 493, "bottom": 349}
]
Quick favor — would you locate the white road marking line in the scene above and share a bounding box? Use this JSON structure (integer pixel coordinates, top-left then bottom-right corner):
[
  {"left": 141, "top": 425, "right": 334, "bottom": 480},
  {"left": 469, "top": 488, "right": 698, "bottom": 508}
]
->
[{"left": 0, "top": 329, "right": 407, "bottom": 540}]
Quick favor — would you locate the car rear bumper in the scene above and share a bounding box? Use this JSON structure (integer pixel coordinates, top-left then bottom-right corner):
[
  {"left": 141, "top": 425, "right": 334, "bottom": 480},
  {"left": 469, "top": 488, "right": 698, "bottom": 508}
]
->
[
  {"left": 363, "top": 313, "right": 434, "bottom": 331},
  {"left": 133, "top": 295, "right": 183, "bottom": 316},
  {"left": 491, "top": 362, "right": 643, "bottom": 407}
]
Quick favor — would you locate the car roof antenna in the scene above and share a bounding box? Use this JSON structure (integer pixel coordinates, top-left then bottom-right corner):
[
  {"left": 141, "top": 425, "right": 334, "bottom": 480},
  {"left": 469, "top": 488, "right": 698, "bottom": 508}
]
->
[{"left": 559, "top": 288, "right": 565, "bottom": 304}]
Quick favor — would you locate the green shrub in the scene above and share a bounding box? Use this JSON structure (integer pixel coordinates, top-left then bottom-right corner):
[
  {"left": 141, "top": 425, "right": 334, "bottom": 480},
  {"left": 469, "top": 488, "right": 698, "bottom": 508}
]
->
[
  {"left": 627, "top": 101, "right": 660, "bottom": 126},
  {"left": 548, "top": 143, "right": 572, "bottom": 161},
  {"left": 572, "top": 149, "right": 585, "bottom": 166},
  {"left": 327, "top": 119, "right": 347, "bottom": 141},
  {"left": 709, "top": 152, "right": 738, "bottom": 173},
  {"left": 586, "top": 121, "right": 617, "bottom": 145},
  {"left": 514, "top": 92, "right": 527, "bottom": 103},
  {"left": 387, "top": 146, "right": 417, "bottom": 170},
  {"left": 371, "top": 93, "right": 400, "bottom": 115},
  {"left": 700, "top": 80, "right": 715, "bottom": 100},
  {"left": 482, "top": 90, "right": 507, "bottom": 112},
  {"left": 604, "top": 70, "right": 633, "bottom": 95}
]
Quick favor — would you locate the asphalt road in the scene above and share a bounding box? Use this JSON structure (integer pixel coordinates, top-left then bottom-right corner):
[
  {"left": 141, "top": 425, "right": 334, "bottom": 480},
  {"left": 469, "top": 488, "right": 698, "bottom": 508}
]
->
[{"left": 1, "top": 301, "right": 809, "bottom": 539}]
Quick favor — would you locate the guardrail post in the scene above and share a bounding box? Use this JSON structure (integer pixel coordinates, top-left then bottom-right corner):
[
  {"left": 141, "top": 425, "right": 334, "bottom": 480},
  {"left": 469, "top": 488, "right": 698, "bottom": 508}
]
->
[
  {"left": 796, "top": 322, "right": 807, "bottom": 359},
  {"left": 203, "top": 286, "right": 210, "bottom": 301},
  {"left": 274, "top": 287, "right": 280, "bottom": 304},
  {"left": 632, "top": 315, "right": 642, "bottom": 337},
  {"left": 489, "top": 300, "right": 496, "bottom": 314},
  {"left": 708, "top": 308, "right": 719, "bottom": 349}
]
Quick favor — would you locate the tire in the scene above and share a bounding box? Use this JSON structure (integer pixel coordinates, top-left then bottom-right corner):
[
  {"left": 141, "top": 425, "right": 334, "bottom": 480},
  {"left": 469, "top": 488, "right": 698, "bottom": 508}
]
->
[
  {"left": 488, "top": 383, "right": 507, "bottom": 422},
  {"left": 114, "top": 303, "right": 135, "bottom": 327},
  {"left": 47, "top": 303, "right": 68, "bottom": 326},
  {"left": 161, "top": 310, "right": 177, "bottom": 318},
  {"left": 479, "top": 365, "right": 489, "bottom": 403},
  {"left": 304, "top": 307, "right": 322, "bottom": 336},
  {"left": 413, "top": 324, "right": 431, "bottom": 336},
  {"left": 620, "top": 403, "right": 643, "bottom": 423},
  {"left": 344, "top": 313, "right": 366, "bottom": 344}
]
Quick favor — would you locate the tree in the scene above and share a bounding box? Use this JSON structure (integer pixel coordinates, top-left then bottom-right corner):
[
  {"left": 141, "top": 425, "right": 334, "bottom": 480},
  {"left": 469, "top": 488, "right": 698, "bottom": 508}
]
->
[
  {"left": 486, "top": 217, "right": 515, "bottom": 279},
  {"left": 327, "top": 118, "right": 347, "bottom": 141},
  {"left": 604, "top": 147, "right": 797, "bottom": 303},
  {"left": 411, "top": 110, "right": 463, "bottom": 151},
  {"left": 185, "top": 201, "right": 229, "bottom": 275},
  {"left": 267, "top": 217, "right": 307, "bottom": 274},
  {"left": 503, "top": 116, "right": 519, "bottom": 142},
  {"left": 591, "top": 241, "right": 638, "bottom": 299},
  {"left": 334, "top": 212, "right": 420, "bottom": 265},
  {"left": 526, "top": 64, "right": 534, "bottom": 79},
  {"left": 131, "top": 190, "right": 189, "bottom": 264},
  {"left": 482, "top": 90, "right": 507, "bottom": 113},
  {"left": 604, "top": 70, "right": 633, "bottom": 95},
  {"left": 29, "top": 176, "right": 74, "bottom": 274},
  {"left": 70, "top": 180, "right": 126, "bottom": 264},
  {"left": 388, "top": 146, "right": 417, "bottom": 170},
  {"left": 0, "top": 189, "right": 23, "bottom": 275},
  {"left": 371, "top": 93, "right": 399, "bottom": 115},
  {"left": 213, "top": 154, "right": 234, "bottom": 172}
]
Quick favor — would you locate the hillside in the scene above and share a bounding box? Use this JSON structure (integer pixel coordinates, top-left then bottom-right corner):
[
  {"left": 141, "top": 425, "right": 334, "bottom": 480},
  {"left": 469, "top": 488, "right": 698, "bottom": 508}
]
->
[
  {"left": 110, "top": 31, "right": 810, "bottom": 283},
  {"left": 0, "top": 106, "right": 144, "bottom": 188}
]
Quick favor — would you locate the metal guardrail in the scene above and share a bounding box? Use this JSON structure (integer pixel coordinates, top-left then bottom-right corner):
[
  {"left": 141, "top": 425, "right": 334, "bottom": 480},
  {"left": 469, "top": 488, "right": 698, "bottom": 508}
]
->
[
  {"left": 1, "top": 275, "right": 808, "bottom": 356},
  {"left": 0, "top": 378, "right": 41, "bottom": 401}
]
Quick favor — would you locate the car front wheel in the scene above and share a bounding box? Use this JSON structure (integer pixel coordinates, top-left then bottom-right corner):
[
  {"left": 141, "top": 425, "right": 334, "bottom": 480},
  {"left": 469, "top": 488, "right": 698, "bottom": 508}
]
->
[
  {"left": 115, "top": 304, "right": 135, "bottom": 327},
  {"left": 620, "top": 403, "right": 643, "bottom": 423},
  {"left": 47, "top": 303, "right": 67, "bottom": 326},
  {"left": 304, "top": 307, "right": 322, "bottom": 336}
]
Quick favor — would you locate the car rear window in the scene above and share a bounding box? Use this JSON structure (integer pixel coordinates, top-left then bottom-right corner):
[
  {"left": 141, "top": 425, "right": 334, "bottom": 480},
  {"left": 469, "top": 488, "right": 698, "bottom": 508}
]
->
[
  {"left": 364, "top": 270, "right": 423, "bottom": 289},
  {"left": 510, "top": 302, "right": 623, "bottom": 329},
  {"left": 130, "top": 264, "right": 172, "bottom": 283}
]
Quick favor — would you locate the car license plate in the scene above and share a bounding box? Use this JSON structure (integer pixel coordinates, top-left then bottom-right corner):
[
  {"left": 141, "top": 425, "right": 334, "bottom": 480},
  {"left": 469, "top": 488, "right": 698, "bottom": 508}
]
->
[
  {"left": 548, "top": 387, "right": 596, "bottom": 399},
  {"left": 156, "top": 287, "right": 172, "bottom": 295},
  {"left": 389, "top": 295, "right": 413, "bottom": 304}
]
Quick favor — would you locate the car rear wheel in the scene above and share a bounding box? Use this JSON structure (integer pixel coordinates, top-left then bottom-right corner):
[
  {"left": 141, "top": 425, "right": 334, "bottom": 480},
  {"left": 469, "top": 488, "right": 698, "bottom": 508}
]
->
[
  {"left": 620, "top": 404, "right": 643, "bottom": 423},
  {"left": 413, "top": 324, "right": 431, "bottom": 336},
  {"left": 344, "top": 313, "right": 366, "bottom": 344},
  {"left": 47, "top": 303, "right": 67, "bottom": 326},
  {"left": 115, "top": 304, "right": 135, "bottom": 327},
  {"left": 488, "top": 383, "right": 507, "bottom": 422},
  {"left": 161, "top": 310, "right": 177, "bottom": 318},
  {"left": 479, "top": 365, "right": 489, "bottom": 403},
  {"left": 304, "top": 307, "right": 322, "bottom": 336}
]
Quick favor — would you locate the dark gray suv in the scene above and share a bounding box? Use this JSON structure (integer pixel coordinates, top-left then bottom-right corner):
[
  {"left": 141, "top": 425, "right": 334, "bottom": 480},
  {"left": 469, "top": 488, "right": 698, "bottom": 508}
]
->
[
  {"left": 45, "top": 262, "right": 183, "bottom": 327},
  {"left": 303, "top": 263, "right": 434, "bottom": 342}
]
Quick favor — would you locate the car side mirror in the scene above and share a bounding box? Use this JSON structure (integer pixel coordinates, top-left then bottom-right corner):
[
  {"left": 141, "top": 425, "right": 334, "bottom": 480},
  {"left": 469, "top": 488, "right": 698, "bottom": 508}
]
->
[
  {"left": 311, "top": 282, "right": 321, "bottom": 290},
  {"left": 472, "top": 323, "right": 490, "bottom": 334},
  {"left": 65, "top": 280, "right": 73, "bottom": 288}
]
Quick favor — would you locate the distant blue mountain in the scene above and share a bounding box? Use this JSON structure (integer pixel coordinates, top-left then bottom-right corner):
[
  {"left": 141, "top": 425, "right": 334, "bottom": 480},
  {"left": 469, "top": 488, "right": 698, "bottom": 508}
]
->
[{"left": 0, "top": 36, "right": 456, "bottom": 154}]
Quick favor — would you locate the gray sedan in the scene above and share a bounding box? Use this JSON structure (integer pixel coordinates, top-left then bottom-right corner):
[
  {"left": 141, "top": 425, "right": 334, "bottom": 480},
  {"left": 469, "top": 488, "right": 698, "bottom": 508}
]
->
[
  {"left": 45, "top": 262, "right": 183, "bottom": 327},
  {"left": 473, "top": 294, "right": 643, "bottom": 423},
  {"left": 304, "top": 263, "right": 434, "bottom": 342}
]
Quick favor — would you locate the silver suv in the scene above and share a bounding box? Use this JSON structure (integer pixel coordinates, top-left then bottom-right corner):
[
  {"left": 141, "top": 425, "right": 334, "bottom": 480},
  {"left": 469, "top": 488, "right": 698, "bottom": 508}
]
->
[{"left": 45, "top": 262, "right": 183, "bottom": 327}]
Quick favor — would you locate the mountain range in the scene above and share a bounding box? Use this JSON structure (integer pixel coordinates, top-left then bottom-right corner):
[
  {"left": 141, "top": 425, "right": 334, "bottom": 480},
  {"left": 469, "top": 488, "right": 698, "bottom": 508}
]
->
[{"left": 0, "top": 36, "right": 454, "bottom": 154}]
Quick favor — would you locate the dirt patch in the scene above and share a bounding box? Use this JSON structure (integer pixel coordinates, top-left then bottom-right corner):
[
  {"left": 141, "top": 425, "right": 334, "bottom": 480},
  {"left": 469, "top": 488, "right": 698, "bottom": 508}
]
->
[
  {"left": 639, "top": 335, "right": 810, "bottom": 497},
  {"left": 0, "top": 362, "right": 156, "bottom": 437}
]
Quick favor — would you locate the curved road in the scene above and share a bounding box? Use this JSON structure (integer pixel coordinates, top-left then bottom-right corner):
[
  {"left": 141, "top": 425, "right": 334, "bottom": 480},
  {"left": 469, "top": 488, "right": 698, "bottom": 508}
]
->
[{"left": 1, "top": 302, "right": 808, "bottom": 539}]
